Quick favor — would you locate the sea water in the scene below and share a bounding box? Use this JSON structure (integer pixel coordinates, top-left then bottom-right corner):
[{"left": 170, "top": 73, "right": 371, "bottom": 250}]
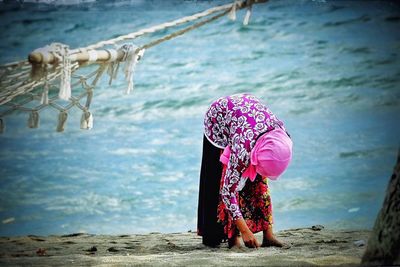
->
[{"left": 0, "top": 0, "right": 399, "bottom": 236}]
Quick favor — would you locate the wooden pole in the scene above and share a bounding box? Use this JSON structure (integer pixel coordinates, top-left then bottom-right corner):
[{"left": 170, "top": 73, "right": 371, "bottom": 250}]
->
[{"left": 28, "top": 49, "right": 125, "bottom": 65}]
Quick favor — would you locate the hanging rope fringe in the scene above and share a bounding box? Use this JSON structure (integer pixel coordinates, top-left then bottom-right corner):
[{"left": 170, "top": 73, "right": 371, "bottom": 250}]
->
[
  {"left": 40, "top": 64, "right": 49, "bottom": 105},
  {"left": 56, "top": 111, "right": 68, "bottom": 132},
  {"left": 80, "top": 110, "right": 93, "bottom": 130},
  {"left": 228, "top": 0, "right": 239, "bottom": 21},
  {"left": 106, "top": 49, "right": 120, "bottom": 86},
  {"left": 28, "top": 111, "right": 40, "bottom": 128},
  {"left": 243, "top": 0, "right": 253, "bottom": 26},
  {"left": 56, "top": 44, "right": 72, "bottom": 101},
  {"left": 121, "top": 44, "right": 145, "bottom": 95},
  {"left": 30, "top": 43, "right": 72, "bottom": 101},
  {"left": 41, "top": 81, "right": 49, "bottom": 105},
  {"left": 107, "top": 62, "right": 119, "bottom": 85}
]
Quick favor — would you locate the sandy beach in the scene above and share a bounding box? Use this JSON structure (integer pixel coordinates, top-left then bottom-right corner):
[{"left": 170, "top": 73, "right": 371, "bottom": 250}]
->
[{"left": 0, "top": 226, "right": 370, "bottom": 266}]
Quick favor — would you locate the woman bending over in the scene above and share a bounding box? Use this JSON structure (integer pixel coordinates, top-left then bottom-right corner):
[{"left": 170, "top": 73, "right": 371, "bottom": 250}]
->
[{"left": 197, "top": 93, "right": 293, "bottom": 248}]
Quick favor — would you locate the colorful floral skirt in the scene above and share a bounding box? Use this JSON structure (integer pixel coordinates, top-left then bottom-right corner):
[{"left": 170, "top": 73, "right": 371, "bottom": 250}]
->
[
  {"left": 217, "top": 165, "right": 273, "bottom": 239},
  {"left": 197, "top": 136, "right": 273, "bottom": 246}
]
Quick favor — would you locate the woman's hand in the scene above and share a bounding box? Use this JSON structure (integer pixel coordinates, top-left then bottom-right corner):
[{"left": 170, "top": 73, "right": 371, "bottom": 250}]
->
[
  {"left": 242, "top": 230, "right": 260, "bottom": 248},
  {"left": 235, "top": 218, "right": 260, "bottom": 248}
]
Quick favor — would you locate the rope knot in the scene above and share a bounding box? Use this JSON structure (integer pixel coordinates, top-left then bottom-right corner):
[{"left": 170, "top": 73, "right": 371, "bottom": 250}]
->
[
  {"left": 80, "top": 110, "right": 93, "bottom": 130},
  {"left": 119, "top": 44, "right": 145, "bottom": 94},
  {"left": 30, "top": 43, "right": 72, "bottom": 101},
  {"left": 56, "top": 111, "right": 68, "bottom": 132}
]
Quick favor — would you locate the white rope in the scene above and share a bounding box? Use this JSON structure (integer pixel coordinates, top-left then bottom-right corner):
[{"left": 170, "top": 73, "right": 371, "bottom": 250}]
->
[
  {"left": 121, "top": 44, "right": 145, "bottom": 95},
  {"left": 228, "top": 0, "right": 240, "bottom": 20},
  {"left": 79, "top": 1, "right": 242, "bottom": 51},
  {"left": 41, "top": 80, "right": 49, "bottom": 105},
  {"left": 0, "top": 59, "right": 29, "bottom": 69},
  {"left": 243, "top": 0, "right": 253, "bottom": 26},
  {"left": 56, "top": 111, "right": 68, "bottom": 132},
  {"left": 106, "top": 49, "right": 118, "bottom": 62},
  {"left": 30, "top": 43, "right": 73, "bottom": 101},
  {"left": 105, "top": 49, "right": 120, "bottom": 85},
  {"left": 87, "top": 50, "right": 98, "bottom": 62},
  {"left": 54, "top": 44, "right": 72, "bottom": 101},
  {"left": 80, "top": 110, "right": 93, "bottom": 130},
  {"left": 39, "top": 65, "right": 49, "bottom": 105},
  {"left": 105, "top": 49, "right": 120, "bottom": 84},
  {"left": 1, "top": 62, "right": 78, "bottom": 106}
]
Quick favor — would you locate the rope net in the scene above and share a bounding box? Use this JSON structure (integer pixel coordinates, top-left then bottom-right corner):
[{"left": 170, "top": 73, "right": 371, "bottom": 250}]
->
[{"left": 0, "top": 0, "right": 265, "bottom": 133}]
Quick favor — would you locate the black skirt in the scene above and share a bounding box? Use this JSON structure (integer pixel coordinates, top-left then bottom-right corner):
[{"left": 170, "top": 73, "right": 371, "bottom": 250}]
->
[{"left": 197, "top": 135, "right": 226, "bottom": 247}]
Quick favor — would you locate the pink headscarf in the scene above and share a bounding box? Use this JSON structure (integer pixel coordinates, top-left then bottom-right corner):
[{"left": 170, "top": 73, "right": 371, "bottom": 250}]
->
[{"left": 220, "top": 128, "right": 293, "bottom": 181}]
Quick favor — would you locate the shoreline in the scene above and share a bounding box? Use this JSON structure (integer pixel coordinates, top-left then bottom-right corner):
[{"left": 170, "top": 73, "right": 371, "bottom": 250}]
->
[{"left": 0, "top": 226, "right": 370, "bottom": 266}]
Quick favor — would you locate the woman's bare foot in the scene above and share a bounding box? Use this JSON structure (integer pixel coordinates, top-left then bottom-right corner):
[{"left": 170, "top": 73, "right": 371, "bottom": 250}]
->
[
  {"left": 262, "top": 228, "right": 290, "bottom": 248},
  {"left": 228, "top": 235, "right": 242, "bottom": 249},
  {"left": 261, "top": 236, "right": 284, "bottom": 247}
]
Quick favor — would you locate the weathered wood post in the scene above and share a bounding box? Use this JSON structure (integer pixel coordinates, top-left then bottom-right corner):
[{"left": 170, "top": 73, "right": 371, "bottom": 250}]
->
[{"left": 361, "top": 150, "right": 400, "bottom": 265}]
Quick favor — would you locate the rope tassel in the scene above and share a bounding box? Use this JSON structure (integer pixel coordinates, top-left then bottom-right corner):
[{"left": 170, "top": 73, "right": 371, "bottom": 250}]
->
[
  {"left": 28, "top": 111, "right": 40, "bottom": 128},
  {"left": 58, "top": 44, "right": 72, "bottom": 100},
  {"left": 107, "top": 62, "right": 120, "bottom": 85},
  {"left": 243, "top": 0, "right": 253, "bottom": 26},
  {"left": 105, "top": 49, "right": 119, "bottom": 85},
  {"left": 29, "top": 43, "right": 72, "bottom": 100},
  {"left": 120, "top": 44, "right": 145, "bottom": 95},
  {"left": 80, "top": 111, "right": 93, "bottom": 130},
  {"left": 228, "top": 0, "right": 239, "bottom": 21},
  {"left": 41, "top": 81, "right": 49, "bottom": 105},
  {"left": 56, "top": 111, "right": 68, "bottom": 132}
]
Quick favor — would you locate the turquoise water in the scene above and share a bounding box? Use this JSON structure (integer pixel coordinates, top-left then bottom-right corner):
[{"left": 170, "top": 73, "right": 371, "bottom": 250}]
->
[{"left": 0, "top": 0, "right": 399, "bottom": 236}]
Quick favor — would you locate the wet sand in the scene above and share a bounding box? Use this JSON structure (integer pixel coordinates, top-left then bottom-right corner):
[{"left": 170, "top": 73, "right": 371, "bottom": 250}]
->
[{"left": 0, "top": 226, "right": 370, "bottom": 266}]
